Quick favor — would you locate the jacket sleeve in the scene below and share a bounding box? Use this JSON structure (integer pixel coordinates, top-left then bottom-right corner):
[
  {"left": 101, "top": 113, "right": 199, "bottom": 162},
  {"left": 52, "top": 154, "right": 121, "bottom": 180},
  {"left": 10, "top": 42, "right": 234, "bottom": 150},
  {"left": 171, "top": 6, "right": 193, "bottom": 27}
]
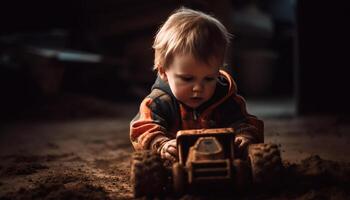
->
[
  {"left": 130, "top": 96, "right": 172, "bottom": 152},
  {"left": 229, "top": 94, "right": 264, "bottom": 143}
]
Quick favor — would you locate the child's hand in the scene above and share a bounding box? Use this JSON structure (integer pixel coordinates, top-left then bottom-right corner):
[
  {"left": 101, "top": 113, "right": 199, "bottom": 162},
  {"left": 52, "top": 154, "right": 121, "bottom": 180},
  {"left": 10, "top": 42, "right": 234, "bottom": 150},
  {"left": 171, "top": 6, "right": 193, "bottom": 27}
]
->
[
  {"left": 160, "top": 139, "right": 178, "bottom": 162},
  {"left": 234, "top": 135, "right": 252, "bottom": 151}
]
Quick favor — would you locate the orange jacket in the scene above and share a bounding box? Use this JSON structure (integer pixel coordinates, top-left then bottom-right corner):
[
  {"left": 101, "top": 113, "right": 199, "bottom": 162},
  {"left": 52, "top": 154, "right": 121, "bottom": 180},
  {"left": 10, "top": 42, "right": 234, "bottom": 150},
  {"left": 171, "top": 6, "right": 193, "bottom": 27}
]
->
[{"left": 130, "top": 70, "right": 263, "bottom": 152}]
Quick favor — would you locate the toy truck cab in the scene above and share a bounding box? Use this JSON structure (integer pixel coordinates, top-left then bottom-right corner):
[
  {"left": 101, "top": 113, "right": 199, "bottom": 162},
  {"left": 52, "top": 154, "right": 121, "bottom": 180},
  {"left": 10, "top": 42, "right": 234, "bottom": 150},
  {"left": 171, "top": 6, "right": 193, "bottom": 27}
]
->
[{"left": 174, "top": 128, "right": 236, "bottom": 193}]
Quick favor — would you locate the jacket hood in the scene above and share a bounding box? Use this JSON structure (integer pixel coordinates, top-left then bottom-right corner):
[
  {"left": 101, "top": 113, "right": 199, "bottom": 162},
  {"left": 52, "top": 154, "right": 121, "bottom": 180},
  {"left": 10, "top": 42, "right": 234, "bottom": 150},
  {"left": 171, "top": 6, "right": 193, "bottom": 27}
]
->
[
  {"left": 151, "top": 74, "right": 174, "bottom": 97},
  {"left": 151, "top": 70, "right": 237, "bottom": 111}
]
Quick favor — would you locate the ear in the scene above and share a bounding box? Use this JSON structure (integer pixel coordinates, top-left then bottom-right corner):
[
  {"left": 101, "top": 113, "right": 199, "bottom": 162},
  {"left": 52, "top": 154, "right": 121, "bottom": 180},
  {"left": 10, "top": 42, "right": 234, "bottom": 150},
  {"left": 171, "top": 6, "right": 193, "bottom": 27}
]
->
[{"left": 158, "top": 66, "right": 168, "bottom": 82}]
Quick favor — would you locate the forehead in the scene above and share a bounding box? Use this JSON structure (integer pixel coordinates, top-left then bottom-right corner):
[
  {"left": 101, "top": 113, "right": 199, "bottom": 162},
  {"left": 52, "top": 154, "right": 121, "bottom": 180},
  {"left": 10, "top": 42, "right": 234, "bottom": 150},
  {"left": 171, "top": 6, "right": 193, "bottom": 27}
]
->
[{"left": 170, "top": 54, "right": 220, "bottom": 73}]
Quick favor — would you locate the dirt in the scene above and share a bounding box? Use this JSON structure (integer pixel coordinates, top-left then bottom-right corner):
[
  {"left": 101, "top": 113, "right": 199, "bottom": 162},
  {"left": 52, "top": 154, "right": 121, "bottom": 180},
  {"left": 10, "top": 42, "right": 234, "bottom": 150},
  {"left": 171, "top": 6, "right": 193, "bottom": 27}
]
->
[
  {"left": 0, "top": 95, "right": 349, "bottom": 199},
  {"left": 1, "top": 172, "right": 110, "bottom": 200},
  {"left": 1, "top": 153, "right": 349, "bottom": 200}
]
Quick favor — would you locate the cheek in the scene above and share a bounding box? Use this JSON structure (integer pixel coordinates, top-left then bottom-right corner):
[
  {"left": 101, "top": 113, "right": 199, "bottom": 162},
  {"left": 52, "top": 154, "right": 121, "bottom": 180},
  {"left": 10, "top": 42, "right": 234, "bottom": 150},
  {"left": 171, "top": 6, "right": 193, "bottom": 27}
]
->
[
  {"left": 170, "top": 83, "right": 192, "bottom": 100},
  {"left": 173, "top": 84, "right": 191, "bottom": 96},
  {"left": 205, "top": 83, "right": 217, "bottom": 95}
]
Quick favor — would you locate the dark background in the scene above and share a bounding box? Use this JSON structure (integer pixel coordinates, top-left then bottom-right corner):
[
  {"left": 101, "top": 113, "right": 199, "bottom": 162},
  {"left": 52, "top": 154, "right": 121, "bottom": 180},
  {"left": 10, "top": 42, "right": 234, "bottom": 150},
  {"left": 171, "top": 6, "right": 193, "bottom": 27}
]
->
[
  {"left": 0, "top": 2, "right": 349, "bottom": 199},
  {"left": 0, "top": 0, "right": 349, "bottom": 121}
]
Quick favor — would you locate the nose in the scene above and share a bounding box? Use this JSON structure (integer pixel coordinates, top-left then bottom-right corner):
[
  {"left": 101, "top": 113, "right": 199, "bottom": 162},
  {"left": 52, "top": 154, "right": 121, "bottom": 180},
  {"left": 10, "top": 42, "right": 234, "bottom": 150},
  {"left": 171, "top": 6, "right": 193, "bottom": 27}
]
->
[{"left": 192, "top": 82, "right": 204, "bottom": 93}]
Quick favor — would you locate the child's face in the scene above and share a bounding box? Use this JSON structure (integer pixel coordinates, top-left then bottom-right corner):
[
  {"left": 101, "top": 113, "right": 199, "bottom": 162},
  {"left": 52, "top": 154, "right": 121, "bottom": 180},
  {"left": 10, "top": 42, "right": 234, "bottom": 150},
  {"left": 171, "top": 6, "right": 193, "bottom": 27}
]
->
[{"left": 160, "top": 54, "right": 220, "bottom": 109}]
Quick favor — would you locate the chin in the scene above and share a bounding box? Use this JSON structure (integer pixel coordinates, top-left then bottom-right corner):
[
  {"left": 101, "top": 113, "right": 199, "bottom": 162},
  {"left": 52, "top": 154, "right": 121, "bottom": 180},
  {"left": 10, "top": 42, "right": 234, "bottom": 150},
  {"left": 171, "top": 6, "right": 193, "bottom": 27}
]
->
[{"left": 186, "top": 103, "right": 202, "bottom": 109}]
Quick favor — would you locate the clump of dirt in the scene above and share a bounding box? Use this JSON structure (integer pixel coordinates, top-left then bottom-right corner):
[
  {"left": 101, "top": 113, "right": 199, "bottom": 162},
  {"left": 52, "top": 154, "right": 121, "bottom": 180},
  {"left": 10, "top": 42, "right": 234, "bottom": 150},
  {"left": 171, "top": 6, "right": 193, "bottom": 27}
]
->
[
  {"left": 237, "top": 155, "right": 350, "bottom": 199},
  {"left": 1, "top": 173, "right": 110, "bottom": 200},
  {"left": 283, "top": 155, "right": 350, "bottom": 187}
]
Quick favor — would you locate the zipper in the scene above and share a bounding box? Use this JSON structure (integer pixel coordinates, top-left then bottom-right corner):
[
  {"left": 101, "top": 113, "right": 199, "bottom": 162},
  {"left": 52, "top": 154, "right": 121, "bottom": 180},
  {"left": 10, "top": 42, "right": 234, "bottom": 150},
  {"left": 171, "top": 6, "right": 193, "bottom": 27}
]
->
[{"left": 193, "top": 109, "right": 198, "bottom": 120}]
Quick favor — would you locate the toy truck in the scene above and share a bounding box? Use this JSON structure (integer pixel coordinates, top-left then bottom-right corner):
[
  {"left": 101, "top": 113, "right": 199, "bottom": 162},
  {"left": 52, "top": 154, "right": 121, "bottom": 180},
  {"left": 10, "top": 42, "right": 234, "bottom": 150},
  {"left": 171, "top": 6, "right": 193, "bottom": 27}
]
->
[{"left": 130, "top": 128, "right": 282, "bottom": 197}]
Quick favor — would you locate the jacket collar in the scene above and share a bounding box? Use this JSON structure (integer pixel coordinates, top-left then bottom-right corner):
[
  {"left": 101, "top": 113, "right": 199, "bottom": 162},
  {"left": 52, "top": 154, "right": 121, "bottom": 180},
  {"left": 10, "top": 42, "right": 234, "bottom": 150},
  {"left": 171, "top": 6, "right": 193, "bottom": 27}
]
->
[{"left": 151, "top": 74, "right": 174, "bottom": 97}]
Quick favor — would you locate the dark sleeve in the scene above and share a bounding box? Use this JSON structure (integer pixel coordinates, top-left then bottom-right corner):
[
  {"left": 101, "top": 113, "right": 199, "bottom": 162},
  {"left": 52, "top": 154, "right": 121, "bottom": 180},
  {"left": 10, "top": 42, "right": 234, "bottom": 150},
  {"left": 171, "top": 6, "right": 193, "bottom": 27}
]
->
[
  {"left": 223, "top": 94, "right": 264, "bottom": 143},
  {"left": 130, "top": 92, "right": 175, "bottom": 152}
]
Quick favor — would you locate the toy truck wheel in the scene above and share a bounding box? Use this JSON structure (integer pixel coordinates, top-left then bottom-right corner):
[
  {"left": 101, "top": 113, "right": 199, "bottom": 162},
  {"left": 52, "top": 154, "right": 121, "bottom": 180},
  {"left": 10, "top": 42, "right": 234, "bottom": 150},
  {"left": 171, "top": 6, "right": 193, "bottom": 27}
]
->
[
  {"left": 172, "top": 162, "right": 185, "bottom": 196},
  {"left": 233, "top": 159, "right": 252, "bottom": 191},
  {"left": 248, "top": 144, "right": 283, "bottom": 188},
  {"left": 130, "top": 150, "right": 167, "bottom": 198}
]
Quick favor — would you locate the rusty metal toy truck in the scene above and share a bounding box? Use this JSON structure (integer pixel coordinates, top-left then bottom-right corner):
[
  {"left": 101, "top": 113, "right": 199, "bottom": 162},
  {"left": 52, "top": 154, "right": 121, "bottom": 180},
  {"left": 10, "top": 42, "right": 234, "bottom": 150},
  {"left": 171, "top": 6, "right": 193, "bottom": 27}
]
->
[{"left": 130, "top": 128, "right": 282, "bottom": 197}]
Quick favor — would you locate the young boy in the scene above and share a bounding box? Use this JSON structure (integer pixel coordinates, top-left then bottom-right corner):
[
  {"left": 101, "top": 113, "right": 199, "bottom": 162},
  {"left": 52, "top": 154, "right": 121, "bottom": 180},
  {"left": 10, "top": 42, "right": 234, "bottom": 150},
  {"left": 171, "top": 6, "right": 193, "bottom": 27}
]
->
[{"left": 130, "top": 8, "right": 263, "bottom": 162}]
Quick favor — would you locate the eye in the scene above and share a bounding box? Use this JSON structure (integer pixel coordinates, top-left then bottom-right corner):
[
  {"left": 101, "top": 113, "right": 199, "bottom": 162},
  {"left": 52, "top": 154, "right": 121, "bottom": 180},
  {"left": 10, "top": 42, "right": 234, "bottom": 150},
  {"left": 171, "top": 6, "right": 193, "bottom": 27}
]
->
[
  {"left": 204, "top": 77, "right": 215, "bottom": 82},
  {"left": 180, "top": 76, "right": 194, "bottom": 82}
]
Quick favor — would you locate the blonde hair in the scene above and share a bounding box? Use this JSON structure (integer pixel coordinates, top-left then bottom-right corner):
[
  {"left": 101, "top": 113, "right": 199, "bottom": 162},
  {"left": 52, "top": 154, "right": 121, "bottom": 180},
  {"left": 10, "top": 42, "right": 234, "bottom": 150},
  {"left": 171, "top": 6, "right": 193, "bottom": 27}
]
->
[{"left": 153, "top": 7, "right": 231, "bottom": 71}]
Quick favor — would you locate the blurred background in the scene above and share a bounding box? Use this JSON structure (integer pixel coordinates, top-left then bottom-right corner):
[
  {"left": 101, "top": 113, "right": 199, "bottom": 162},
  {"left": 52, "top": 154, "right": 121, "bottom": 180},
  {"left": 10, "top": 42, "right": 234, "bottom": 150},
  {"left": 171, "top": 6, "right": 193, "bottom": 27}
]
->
[
  {"left": 0, "top": 2, "right": 349, "bottom": 198},
  {"left": 0, "top": 0, "right": 349, "bottom": 121}
]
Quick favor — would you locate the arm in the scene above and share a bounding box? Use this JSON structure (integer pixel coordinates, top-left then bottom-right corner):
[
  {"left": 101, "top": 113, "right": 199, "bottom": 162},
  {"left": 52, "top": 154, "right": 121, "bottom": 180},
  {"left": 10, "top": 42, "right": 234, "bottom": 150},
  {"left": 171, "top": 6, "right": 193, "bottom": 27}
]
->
[
  {"left": 130, "top": 96, "right": 178, "bottom": 161},
  {"left": 217, "top": 70, "right": 263, "bottom": 143},
  {"left": 130, "top": 97, "right": 170, "bottom": 151},
  {"left": 230, "top": 94, "right": 264, "bottom": 144}
]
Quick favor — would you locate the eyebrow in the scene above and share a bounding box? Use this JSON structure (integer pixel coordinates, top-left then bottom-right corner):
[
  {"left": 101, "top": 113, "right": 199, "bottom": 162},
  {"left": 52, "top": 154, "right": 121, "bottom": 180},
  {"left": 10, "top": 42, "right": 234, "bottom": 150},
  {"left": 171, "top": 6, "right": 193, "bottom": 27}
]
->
[
  {"left": 175, "top": 73, "right": 218, "bottom": 77},
  {"left": 175, "top": 73, "right": 192, "bottom": 77}
]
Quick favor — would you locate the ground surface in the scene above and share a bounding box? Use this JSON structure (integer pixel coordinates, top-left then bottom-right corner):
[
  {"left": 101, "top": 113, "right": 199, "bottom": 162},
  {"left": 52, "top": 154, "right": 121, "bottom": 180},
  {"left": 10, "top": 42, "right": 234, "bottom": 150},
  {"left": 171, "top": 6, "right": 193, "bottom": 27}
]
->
[{"left": 0, "top": 94, "right": 349, "bottom": 199}]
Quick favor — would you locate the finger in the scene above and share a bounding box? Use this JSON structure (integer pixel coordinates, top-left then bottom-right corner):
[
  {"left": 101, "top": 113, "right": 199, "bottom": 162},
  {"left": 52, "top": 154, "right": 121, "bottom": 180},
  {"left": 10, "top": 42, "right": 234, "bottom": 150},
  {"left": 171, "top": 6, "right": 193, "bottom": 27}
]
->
[
  {"left": 164, "top": 152, "right": 177, "bottom": 162},
  {"left": 168, "top": 140, "right": 177, "bottom": 148},
  {"left": 167, "top": 146, "right": 178, "bottom": 157},
  {"left": 239, "top": 140, "right": 249, "bottom": 149},
  {"left": 160, "top": 150, "right": 168, "bottom": 160},
  {"left": 235, "top": 137, "right": 242, "bottom": 146}
]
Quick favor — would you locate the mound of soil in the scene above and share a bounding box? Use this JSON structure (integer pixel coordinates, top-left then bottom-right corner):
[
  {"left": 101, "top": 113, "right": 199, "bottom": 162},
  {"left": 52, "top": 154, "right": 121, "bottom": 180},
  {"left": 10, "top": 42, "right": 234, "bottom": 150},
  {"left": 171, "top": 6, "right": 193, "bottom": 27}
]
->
[{"left": 277, "top": 155, "right": 350, "bottom": 199}]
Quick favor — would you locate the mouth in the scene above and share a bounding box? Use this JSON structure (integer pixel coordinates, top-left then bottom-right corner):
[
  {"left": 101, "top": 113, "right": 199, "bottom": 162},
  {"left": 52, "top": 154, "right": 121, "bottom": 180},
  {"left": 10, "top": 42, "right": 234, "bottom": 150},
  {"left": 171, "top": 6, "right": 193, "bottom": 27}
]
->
[
  {"left": 190, "top": 97, "right": 203, "bottom": 102},
  {"left": 187, "top": 97, "right": 204, "bottom": 108}
]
